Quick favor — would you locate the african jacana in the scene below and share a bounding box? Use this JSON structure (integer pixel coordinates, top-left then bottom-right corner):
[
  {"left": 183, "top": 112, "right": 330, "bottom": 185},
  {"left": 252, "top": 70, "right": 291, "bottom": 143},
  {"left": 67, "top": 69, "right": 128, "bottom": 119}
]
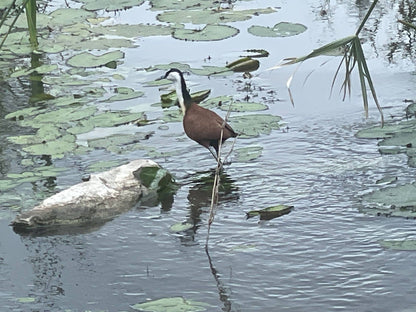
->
[{"left": 163, "top": 68, "right": 237, "bottom": 162}]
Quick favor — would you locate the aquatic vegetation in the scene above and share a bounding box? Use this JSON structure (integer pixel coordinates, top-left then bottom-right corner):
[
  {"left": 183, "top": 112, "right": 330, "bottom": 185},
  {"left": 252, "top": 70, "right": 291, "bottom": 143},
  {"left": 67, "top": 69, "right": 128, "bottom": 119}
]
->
[
  {"left": 74, "top": 0, "right": 145, "bottom": 11},
  {"left": 234, "top": 146, "right": 263, "bottom": 162},
  {"left": 271, "top": 0, "right": 384, "bottom": 125},
  {"left": 361, "top": 182, "right": 416, "bottom": 218},
  {"left": 248, "top": 22, "right": 307, "bottom": 37},
  {"left": 380, "top": 240, "right": 416, "bottom": 251},
  {"left": 246, "top": 204, "right": 293, "bottom": 220},
  {"left": 131, "top": 296, "right": 209, "bottom": 311},
  {"left": 67, "top": 51, "right": 125, "bottom": 68},
  {"left": 228, "top": 114, "right": 282, "bottom": 138}
]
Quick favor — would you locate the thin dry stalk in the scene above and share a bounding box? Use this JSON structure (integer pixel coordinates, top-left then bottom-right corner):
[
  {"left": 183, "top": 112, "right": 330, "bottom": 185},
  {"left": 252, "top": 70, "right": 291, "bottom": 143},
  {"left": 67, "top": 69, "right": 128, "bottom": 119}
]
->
[{"left": 205, "top": 102, "right": 235, "bottom": 248}]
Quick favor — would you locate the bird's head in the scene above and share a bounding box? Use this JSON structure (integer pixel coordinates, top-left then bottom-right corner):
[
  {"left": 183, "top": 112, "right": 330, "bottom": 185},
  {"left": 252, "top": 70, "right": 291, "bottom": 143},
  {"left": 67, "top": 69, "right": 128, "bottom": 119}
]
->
[
  {"left": 164, "top": 68, "right": 183, "bottom": 83},
  {"left": 164, "top": 68, "right": 191, "bottom": 115}
]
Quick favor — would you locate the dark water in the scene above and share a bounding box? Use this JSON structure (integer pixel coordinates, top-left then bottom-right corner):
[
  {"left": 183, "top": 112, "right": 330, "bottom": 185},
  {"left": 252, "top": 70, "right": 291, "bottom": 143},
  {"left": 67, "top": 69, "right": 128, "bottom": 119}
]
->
[{"left": 1, "top": 0, "right": 416, "bottom": 311}]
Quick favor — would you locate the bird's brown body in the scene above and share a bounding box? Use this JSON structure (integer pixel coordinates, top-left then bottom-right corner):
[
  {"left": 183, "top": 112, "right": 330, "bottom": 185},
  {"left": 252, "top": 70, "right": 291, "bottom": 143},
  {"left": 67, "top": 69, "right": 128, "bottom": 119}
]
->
[
  {"left": 163, "top": 68, "right": 237, "bottom": 161},
  {"left": 183, "top": 102, "right": 237, "bottom": 156}
]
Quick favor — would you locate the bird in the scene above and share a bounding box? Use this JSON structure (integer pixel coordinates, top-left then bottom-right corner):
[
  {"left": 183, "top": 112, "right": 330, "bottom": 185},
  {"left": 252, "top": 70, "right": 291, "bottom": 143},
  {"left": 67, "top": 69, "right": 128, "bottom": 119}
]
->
[{"left": 163, "top": 68, "right": 237, "bottom": 163}]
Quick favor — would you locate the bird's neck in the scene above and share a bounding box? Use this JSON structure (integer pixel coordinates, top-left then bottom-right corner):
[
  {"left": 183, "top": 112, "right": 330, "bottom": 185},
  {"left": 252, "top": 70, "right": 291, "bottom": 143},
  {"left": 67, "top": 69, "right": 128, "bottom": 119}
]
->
[{"left": 174, "top": 77, "right": 192, "bottom": 115}]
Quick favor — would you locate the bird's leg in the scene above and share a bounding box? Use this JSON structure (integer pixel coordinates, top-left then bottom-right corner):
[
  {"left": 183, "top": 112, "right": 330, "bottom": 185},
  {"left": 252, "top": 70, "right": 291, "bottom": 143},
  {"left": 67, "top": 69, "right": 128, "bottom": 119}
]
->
[{"left": 208, "top": 146, "right": 223, "bottom": 169}]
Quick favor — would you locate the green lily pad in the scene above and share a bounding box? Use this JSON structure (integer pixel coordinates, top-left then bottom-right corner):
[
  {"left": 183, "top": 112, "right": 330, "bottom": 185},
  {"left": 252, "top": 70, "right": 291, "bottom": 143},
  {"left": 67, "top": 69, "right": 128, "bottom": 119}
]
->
[
  {"left": 20, "top": 106, "right": 97, "bottom": 128},
  {"left": 150, "top": 0, "right": 215, "bottom": 10},
  {"left": 248, "top": 22, "right": 307, "bottom": 37},
  {"left": 88, "top": 132, "right": 152, "bottom": 153},
  {"left": 355, "top": 120, "right": 416, "bottom": 139},
  {"left": 226, "top": 57, "right": 260, "bottom": 72},
  {"left": 22, "top": 134, "right": 77, "bottom": 158},
  {"left": 379, "top": 240, "right": 416, "bottom": 251},
  {"left": 16, "top": 297, "right": 36, "bottom": 303},
  {"left": 48, "top": 8, "right": 96, "bottom": 26},
  {"left": 228, "top": 114, "right": 282, "bottom": 138},
  {"left": 74, "top": 0, "right": 145, "bottom": 11},
  {"left": 247, "top": 204, "right": 293, "bottom": 220},
  {"left": 219, "top": 101, "right": 268, "bottom": 112},
  {"left": 234, "top": 146, "right": 263, "bottom": 162},
  {"left": 173, "top": 24, "right": 239, "bottom": 41},
  {"left": 157, "top": 8, "right": 276, "bottom": 25},
  {"left": 67, "top": 50, "right": 124, "bottom": 68},
  {"left": 131, "top": 297, "right": 209, "bottom": 312},
  {"left": 87, "top": 160, "right": 122, "bottom": 173},
  {"left": 90, "top": 23, "right": 171, "bottom": 38},
  {"left": 169, "top": 222, "right": 194, "bottom": 232},
  {"left": 146, "top": 62, "right": 191, "bottom": 73},
  {"left": 361, "top": 182, "right": 416, "bottom": 218},
  {"left": 105, "top": 87, "right": 144, "bottom": 102},
  {"left": 161, "top": 90, "right": 211, "bottom": 108},
  {"left": 135, "top": 166, "right": 175, "bottom": 190},
  {"left": 190, "top": 66, "right": 232, "bottom": 76}
]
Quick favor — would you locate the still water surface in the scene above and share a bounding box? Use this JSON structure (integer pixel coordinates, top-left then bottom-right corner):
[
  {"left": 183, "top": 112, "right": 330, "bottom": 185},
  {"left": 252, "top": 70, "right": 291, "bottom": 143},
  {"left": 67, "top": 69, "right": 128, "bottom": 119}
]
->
[{"left": 1, "top": 1, "right": 416, "bottom": 311}]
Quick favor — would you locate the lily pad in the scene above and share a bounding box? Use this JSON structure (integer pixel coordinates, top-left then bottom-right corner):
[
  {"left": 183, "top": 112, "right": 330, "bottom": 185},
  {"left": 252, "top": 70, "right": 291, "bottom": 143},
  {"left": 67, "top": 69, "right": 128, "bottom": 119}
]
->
[
  {"left": 234, "top": 146, "right": 263, "bottom": 162},
  {"left": 67, "top": 50, "right": 124, "bottom": 68},
  {"left": 105, "top": 87, "right": 144, "bottom": 102},
  {"left": 74, "top": 0, "right": 145, "bottom": 11},
  {"left": 161, "top": 90, "right": 211, "bottom": 108},
  {"left": 219, "top": 101, "right": 268, "bottom": 112},
  {"left": 131, "top": 297, "right": 209, "bottom": 312},
  {"left": 361, "top": 182, "right": 416, "bottom": 218},
  {"left": 173, "top": 24, "right": 239, "bottom": 41},
  {"left": 157, "top": 8, "right": 276, "bottom": 25},
  {"left": 228, "top": 114, "right": 282, "bottom": 138},
  {"left": 226, "top": 57, "right": 260, "bottom": 72},
  {"left": 22, "top": 134, "right": 77, "bottom": 158},
  {"left": 135, "top": 166, "right": 175, "bottom": 190},
  {"left": 169, "top": 221, "right": 194, "bottom": 232},
  {"left": 90, "top": 23, "right": 171, "bottom": 38},
  {"left": 150, "top": 0, "right": 216, "bottom": 10},
  {"left": 248, "top": 22, "right": 307, "bottom": 37},
  {"left": 247, "top": 204, "right": 293, "bottom": 220},
  {"left": 379, "top": 240, "right": 416, "bottom": 251}
]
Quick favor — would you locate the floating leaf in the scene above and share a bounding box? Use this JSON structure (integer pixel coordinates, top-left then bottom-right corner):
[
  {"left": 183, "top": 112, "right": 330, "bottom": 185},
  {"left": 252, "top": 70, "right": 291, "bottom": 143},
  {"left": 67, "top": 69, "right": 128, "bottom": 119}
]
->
[
  {"left": 228, "top": 114, "right": 282, "bottom": 138},
  {"left": 74, "top": 0, "right": 145, "bottom": 11},
  {"left": 234, "top": 146, "right": 263, "bottom": 162},
  {"left": 22, "top": 134, "right": 77, "bottom": 158},
  {"left": 379, "top": 240, "right": 416, "bottom": 251},
  {"left": 131, "top": 297, "right": 209, "bottom": 312},
  {"left": 135, "top": 166, "right": 175, "bottom": 190},
  {"left": 16, "top": 297, "right": 36, "bottom": 303},
  {"left": 90, "top": 23, "right": 171, "bottom": 38},
  {"left": 219, "top": 101, "right": 267, "bottom": 112},
  {"left": 105, "top": 87, "right": 144, "bottom": 102},
  {"left": 247, "top": 205, "right": 293, "bottom": 220},
  {"left": 157, "top": 8, "right": 276, "bottom": 25},
  {"left": 226, "top": 57, "right": 259, "bottom": 72},
  {"left": 361, "top": 182, "right": 416, "bottom": 218},
  {"left": 67, "top": 50, "right": 124, "bottom": 68},
  {"left": 248, "top": 22, "right": 307, "bottom": 37},
  {"left": 173, "top": 24, "right": 239, "bottom": 41},
  {"left": 169, "top": 222, "right": 194, "bottom": 232}
]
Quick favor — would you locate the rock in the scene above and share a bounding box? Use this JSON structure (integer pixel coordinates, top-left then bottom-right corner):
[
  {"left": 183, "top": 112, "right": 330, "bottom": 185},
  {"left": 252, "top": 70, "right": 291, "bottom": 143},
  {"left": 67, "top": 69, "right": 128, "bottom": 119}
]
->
[{"left": 11, "top": 159, "right": 172, "bottom": 230}]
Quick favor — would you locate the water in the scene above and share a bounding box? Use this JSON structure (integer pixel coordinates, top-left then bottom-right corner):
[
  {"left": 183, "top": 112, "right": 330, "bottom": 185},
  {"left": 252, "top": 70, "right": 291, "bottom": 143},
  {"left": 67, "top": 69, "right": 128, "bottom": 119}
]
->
[{"left": 1, "top": 0, "right": 416, "bottom": 311}]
